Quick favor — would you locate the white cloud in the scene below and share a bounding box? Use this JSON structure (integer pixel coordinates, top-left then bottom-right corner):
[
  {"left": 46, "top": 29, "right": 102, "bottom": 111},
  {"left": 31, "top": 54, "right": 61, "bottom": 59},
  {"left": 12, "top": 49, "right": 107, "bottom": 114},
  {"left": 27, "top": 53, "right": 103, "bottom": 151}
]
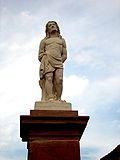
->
[
  {"left": 0, "top": 7, "right": 38, "bottom": 30},
  {"left": 77, "top": 75, "right": 120, "bottom": 113},
  {"left": 63, "top": 75, "right": 89, "bottom": 101},
  {"left": 0, "top": 116, "right": 18, "bottom": 147},
  {"left": 72, "top": 49, "right": 105, "bottom": 68},
  {"left": 0, "top": 52, "right": 40, "bottom": 118}
]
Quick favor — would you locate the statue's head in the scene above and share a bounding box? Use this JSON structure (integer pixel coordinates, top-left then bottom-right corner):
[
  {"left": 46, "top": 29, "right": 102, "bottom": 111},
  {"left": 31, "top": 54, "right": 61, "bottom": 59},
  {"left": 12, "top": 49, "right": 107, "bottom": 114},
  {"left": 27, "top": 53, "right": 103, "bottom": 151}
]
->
[{"left": 45, "top": 21, "right": 60, "bottom": 38}]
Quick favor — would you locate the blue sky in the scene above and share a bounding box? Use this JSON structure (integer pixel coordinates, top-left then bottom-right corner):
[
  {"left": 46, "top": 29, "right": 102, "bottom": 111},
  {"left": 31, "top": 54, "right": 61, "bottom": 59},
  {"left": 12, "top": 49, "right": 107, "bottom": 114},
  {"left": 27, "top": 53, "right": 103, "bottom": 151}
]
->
[{"left": 0, "top": 0, "right": 120, "bottom": 159}]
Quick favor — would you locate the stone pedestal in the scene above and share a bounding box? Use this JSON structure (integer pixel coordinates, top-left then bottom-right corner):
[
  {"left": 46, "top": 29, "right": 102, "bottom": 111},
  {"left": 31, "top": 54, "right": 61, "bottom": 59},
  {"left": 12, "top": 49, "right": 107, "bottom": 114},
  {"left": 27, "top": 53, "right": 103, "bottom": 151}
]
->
[
  {"left": 20, "top": 103, "right": 89, "bottom": 160},
  {"left": 34, "top": 101, "right": 72, "bottom": 110}
]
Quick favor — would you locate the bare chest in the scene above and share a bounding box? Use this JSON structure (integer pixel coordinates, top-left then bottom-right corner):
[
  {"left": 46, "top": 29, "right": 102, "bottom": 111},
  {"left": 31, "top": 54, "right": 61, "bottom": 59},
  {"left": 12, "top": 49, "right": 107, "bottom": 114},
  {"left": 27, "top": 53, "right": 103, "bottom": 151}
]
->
[{"left": 45, "top": 37, "right": 63, "bottom": 48}]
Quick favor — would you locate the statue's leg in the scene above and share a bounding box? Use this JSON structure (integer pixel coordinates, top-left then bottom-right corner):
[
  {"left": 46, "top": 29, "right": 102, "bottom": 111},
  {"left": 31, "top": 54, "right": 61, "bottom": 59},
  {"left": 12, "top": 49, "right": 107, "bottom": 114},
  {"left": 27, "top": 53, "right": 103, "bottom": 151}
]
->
[
  {"left": 54, "top": 69, "right": 63, "bottom": 100},
  {"left": 45, "top": 72, "right": 54, "bottom": 100},
  {"left": 39, "top": 79, "right": 46, "bottom": 101}
]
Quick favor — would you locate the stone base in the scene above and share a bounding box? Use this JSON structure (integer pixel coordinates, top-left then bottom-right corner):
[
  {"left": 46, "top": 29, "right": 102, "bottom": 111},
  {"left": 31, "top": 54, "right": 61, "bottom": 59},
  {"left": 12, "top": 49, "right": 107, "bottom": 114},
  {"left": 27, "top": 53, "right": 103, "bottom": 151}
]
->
[
  {"left": 20, "top": 110, "right": 89, "bottom": 160},
  {"left": 34, "top": 101, "right": 72, "bottom": 110},
  {"left": 28, "top": 139, "right": 80, "bottom": 160}
]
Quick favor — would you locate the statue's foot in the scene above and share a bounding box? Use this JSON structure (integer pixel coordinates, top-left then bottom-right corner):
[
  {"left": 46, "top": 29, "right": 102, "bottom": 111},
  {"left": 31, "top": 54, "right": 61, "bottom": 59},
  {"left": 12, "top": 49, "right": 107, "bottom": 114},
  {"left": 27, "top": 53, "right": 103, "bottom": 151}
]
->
[
  {"left": 46, "top": 97, "right": 66, "bottom": 103},
  {"left": 56, "top": 99, "right": 66, "bottom": 102},
  {"left": 48, "top": 98, "right": 55, "bottom": 102}
]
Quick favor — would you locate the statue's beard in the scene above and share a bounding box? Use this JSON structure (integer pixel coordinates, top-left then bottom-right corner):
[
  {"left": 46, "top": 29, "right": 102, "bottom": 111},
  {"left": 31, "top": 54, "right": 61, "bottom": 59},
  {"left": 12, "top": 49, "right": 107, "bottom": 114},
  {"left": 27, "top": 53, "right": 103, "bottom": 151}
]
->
[{"left": 49, "top": 27, "right": 58, "bottom": 33}]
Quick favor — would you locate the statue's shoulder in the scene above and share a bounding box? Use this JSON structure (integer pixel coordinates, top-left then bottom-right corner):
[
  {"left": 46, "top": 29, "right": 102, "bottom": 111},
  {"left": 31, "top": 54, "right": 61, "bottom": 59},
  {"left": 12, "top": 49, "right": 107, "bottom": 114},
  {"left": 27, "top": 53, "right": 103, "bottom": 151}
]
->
[
  {"left": 61, "top": 37, "right": 66, "bottom": 46},
  {"left": 40, "top": 37, "right": 47, "bottom": 45}
]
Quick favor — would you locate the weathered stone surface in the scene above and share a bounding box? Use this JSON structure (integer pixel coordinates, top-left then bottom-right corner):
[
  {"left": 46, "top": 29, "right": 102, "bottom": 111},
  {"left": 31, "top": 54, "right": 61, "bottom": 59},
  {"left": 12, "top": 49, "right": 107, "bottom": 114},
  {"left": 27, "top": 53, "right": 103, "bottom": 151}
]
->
[
  {"left": 30, "top": 110, "right": 78, "bottom": 117},
  {"left": 38, "top": 21, "right": 67, "bottom": 101},
  {"left": 28, "top": 139, "right": 80, "bottom": 160},
  {"left": 34, "top": 101, "right": 72, "bottom": 110}
]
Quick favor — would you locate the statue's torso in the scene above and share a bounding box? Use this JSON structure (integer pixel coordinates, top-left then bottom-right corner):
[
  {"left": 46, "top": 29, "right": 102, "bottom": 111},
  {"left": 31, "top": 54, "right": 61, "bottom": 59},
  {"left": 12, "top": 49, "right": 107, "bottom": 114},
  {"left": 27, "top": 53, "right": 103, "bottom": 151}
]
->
[{"left": 45, "top": 37, "right": 63, "bottom": 58}]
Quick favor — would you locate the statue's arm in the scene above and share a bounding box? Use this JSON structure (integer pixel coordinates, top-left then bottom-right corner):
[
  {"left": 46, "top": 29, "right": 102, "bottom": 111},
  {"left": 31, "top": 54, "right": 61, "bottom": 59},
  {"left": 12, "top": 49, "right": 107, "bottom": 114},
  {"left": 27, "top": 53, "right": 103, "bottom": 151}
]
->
[
  {"left": 62, "top": 38, "right": 67, "bottom": 63},
  {"left": 38, "top": 39, "right": 46, "bottom": 62}
]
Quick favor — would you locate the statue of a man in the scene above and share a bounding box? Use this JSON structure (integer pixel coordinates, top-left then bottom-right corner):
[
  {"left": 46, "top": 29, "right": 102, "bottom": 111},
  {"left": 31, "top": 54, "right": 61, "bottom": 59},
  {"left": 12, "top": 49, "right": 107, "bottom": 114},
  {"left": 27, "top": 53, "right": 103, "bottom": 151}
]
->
[{"left": 38, "top": 21, "right": 67, "bottom": 101}]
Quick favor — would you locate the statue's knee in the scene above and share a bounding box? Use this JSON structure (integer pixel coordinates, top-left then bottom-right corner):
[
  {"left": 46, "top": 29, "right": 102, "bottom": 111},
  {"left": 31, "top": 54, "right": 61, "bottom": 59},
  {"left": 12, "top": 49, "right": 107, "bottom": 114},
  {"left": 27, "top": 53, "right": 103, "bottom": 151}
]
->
[
  {"left": 46, "top": 75, "right": 53, "bottom": 83},
  {"left": 57, "top": 77, "right": 63, "bottom": 84}
]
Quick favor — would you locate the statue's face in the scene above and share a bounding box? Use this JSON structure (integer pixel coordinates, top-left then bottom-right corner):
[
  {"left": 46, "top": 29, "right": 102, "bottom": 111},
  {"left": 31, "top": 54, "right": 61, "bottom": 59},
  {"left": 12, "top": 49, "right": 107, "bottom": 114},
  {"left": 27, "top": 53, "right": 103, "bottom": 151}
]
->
[{"left": 47, "top": 21, "right": 58, "bottom": 33}]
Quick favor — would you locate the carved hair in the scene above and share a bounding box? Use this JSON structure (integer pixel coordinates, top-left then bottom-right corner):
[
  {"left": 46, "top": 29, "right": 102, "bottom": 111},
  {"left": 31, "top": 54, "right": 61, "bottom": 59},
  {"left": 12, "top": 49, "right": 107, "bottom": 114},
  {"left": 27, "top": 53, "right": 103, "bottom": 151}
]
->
[{"left": 45, "top": 21, "right": 61, "bottom": 38}]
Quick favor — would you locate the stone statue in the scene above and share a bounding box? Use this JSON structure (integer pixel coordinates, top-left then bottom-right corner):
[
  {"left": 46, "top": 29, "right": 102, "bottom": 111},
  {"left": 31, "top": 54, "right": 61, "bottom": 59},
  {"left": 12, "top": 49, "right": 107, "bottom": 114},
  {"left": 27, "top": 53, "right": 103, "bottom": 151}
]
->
[{"left": 38, "top": 21, "right": 67, "bottom": 101}]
